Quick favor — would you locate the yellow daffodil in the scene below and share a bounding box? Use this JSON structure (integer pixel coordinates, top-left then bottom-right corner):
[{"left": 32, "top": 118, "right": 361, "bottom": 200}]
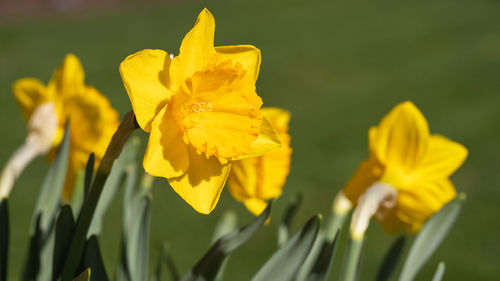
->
[
  {"left": 344, "top": 101, "right": 467, "bottom": 234},
  {"left": 228, "top": 107, "right": 292, "bottom": 215},
  {"left": 119, "top": 9, "right": 280, "bottom": 214},
  {"left": 11, "top": 54, "right": 119, "bottom": 200}
]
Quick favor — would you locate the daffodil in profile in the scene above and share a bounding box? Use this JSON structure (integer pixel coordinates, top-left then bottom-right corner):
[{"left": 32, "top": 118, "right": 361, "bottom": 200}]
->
[
  {"left": 344, "top": 101, "right": 468, "bottom": 237},
  {"left": 119, "top": 9, "right": 280, "bottom": 214},
  {"left": 1, "top": 54, "right": 119, "bottom": 200},
  {"left": 228, "top": 107, "right": 292, "bottom": 215}
]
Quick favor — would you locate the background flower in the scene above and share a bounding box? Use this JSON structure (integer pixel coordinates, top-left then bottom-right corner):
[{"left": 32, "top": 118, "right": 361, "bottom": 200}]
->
[
  {"left": 12, "top": 54, "right": 119, "bottom": 199},
  {"left": 343, "top": 101, "right": 468, "bottom": 233},
  {"left": 228, "top": 107, "right": 292, "bottom": 215}
]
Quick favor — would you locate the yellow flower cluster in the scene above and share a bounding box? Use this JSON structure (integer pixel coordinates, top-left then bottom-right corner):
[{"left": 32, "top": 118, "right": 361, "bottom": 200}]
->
[{"left": 8, "top": 9, "right": 468, "bottom": 234}]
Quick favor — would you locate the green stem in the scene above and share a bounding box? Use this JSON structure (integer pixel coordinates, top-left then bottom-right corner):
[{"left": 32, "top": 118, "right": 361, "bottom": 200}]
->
[
  {"left": 340, "top": 236, "right": 364, "bottom": 281},
  {"left": 324, "top": 209, "right": 349, "bottom": 241},
  {"left": 60, "top": 111, "right": 138, "bottom": 281}
]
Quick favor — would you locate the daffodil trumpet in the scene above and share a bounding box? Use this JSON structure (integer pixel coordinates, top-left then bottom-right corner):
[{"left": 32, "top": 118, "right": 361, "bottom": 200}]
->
[
  {"left": 0, "top": 102, "right": 58, "bottom": 200},
  {"left": 61, "top": 110, "right": 138, "bottom": 281}
]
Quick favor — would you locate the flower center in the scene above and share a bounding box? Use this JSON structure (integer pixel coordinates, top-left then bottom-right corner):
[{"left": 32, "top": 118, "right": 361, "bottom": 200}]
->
[{"left": 170, "top": 59, "right": 263, "bottom": 161}]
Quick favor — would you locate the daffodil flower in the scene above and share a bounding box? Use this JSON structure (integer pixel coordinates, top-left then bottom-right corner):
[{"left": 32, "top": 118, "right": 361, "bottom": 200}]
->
[
  {"left": 119, "top": 9, "right": 281, "bottom": 214},
  {"left": 344, "top": 101, "right": 468, "bottom": 237},
  {"left": 228, "top": 107, "right": 292, "bottom": 215},
  {"left": 2, "top": 54, "right": 119, "bottom": 200}
]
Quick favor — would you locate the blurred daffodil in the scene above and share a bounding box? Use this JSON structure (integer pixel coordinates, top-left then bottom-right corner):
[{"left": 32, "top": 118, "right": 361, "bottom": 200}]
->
[
  {"left": 119, "top": 9, "right": 280, "bottom": 214},
  {"left": 228, "top": 107, "right": 292, "bottom": 215},
  {"left": 2, "top": 54, "right": 119, "bottom": 200},
  {"left": 344, "top": 101, "right": 467, "bottom": 237}
]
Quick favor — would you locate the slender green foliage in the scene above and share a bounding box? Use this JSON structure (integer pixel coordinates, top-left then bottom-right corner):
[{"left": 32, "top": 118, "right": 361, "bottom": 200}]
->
[
  {"left": 399, "top": 195, "right": 465, "bottom": 281},
  {"left": 376, "top": 236, "right": 406, "bottom": 281}
]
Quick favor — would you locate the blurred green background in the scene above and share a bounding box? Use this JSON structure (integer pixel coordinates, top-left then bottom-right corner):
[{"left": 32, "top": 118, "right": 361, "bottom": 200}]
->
[{"left": 1, "top": 0, "right": 499, "bottom": 280}]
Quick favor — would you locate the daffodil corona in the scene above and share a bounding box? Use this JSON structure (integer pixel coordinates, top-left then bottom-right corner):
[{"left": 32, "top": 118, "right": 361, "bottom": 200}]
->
[
  {"left": 228, "top": 107, "right": 292, "bottom": 215},
  {"left": 120, "top": 9, "right": 280, "bottom": 214},
  {"left": 6, "top": 54, "right": 119, "bottom": 200},
  {"left": 344, "top": 101, "right": 468, "bottom": 237}
]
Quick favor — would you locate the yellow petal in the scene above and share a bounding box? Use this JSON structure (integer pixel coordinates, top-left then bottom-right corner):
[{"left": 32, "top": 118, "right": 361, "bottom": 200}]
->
[
  {"left": 228, "top": 157, "right": 259, "bottom": 200},
  {"left": 395, "top": 178, "right": 456, "bottom": 233},
  {"left": 120, "top": 49, "right": 174, "bottom": 132},
  {"left": 237, "top": 115, "right": 281, "bottom": 159},
  {"left": 48, "top": 54, "right": 85, "bottom": 96},
  {"left": 12, "top": 78, "right": 50, "bottom": 122},
  {"left": 64, "top": 86, "right": 119, "bottom": 157},
  {"left": 261, "top": 107, "right": 291, "bottom": 138},
  {"left": 168, "top": 147, "right": 231, "bottom": 214},
  {"left": 343, "top": 157, "right": 384, "bottom": 205},
  {"left": 170, "top": 9, "right": 216, "bottom": 88},
  {"left": 143, "top": 107, "right": 189, "bottom": 178},
  {"left": 251, "top": 107, "right": 292, "bottom": 200},
  {"left": 228, "top": 107, "right": 292, "bottom": 211},
  {"left": 415, "top": 134, "right": 468, "bottom": 179},
  {"left": 243, "top": 198, "right": 268, "bottom": 216},
  {"left": 256, "top": 144, "right": 292, "bottom": 200},
  {"left": 215, "top": 45, "right": 261, "bottom": 82},
  {"left": 370, "top": 101, "right": 430, "bottom": 170}
]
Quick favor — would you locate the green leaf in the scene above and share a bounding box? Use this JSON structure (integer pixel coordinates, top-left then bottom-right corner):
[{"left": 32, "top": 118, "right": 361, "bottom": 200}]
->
[
  {"left": 116, "top": 163, "right": 140, "bottom": 281},
  {"left": 181, "top": 203, "right": 272, "bottom": 281},
  {"left": 212, "top": 211, "right": 238, "bottom": 243},
  {"left": 116, "top": 239, "right": 130, "bottom": 281},
  {"left": 151, "top": 246, "right": 165, "bottom": 281},
  {"left": 52, "top": 205, "right": 75, "bottom": 281},
  {"left": 84, "top": 153, "right": 95, "bottom": 200},
  {"left": 376, "top": 236, "right": 406, "bottom": 281},
  {"left": 60, "top": 111, "right": 138, "bottom": 281},
  {"left": 431, "top": 262, "right": 445, "bottom": 281},
  {"left": 164, "top": 246, "right": 181, "bottom": 281},
  {"left": 339, "top": 237, "right": 364, "bottom": 281},
  {"left": 251, "top": 214, "right": 321, "bottom": 281},
  {"left": 32, "top": 124, "right": 70, "bottom": 235},
  {"left": 398, "top": 194, "right": 465, "bottom": 281},
  {"left": 305, "top": 230, "right": 340, "bottom": 281},
  {"left": 211, "top": 211, "right": 238, "bottom": 281},
  {"left": 70, "top": 170, "right": 86, "bottom": 217},
  {"left": 72, "top": 269, "right": 90, "bottom": 281},
  {"left": 38, "top": 225, "right": 56, "bottom": 281},
  {"left": 82, "top": 236, "right": 109, "bottom": 281},
  {"left": 123, "top": 163, "right": 139, "bottom": 230},
  {"left": 298, "top": 193, "right": 351, "bottom": 281},
  {"left": 88, "top": 137, "right": 140, "bottom": 237},
  {"left": 125, "top": 193, "right": 152, "bottom": 281},
  {"left": 0, "top": 199, "right": 8, "bottom": 281},
  {"left": 22, "top": 215, "right": 42, "bottom": 281},
  {"left": 151, "top": 244, "right": 180, "bottom": 281},
  {"left": 278, "top": 194, "right": 302, "bottom": 247}
]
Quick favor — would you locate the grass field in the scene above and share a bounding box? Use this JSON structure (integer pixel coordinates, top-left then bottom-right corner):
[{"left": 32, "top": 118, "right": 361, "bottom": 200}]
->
[{"left": 1, "top": 0, "right": 499, "bottom": 280}]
